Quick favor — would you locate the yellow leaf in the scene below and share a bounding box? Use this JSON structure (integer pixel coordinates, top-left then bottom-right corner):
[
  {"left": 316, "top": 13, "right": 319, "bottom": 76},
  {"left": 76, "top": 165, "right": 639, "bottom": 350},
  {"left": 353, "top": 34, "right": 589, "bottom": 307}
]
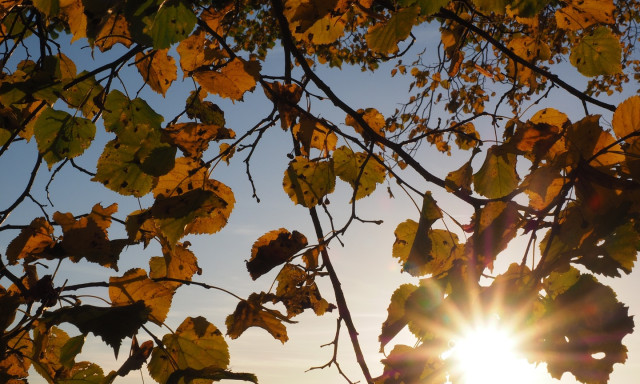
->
[
  {"left": 194, "top": 58, "right": 261, "bottom": 101},
  {"left": 201, "top": 3, "right": 234, "bottom": 35},
  {"left": 6, "top": 217, "right": 55, "bottom": 265},
  {"left": 366, "top": 6, "right": 419, "bottom": 54},
  {"left": 94, "top": 13, "right": 132, "bottom": 52},
  {"left": 345, "top": 108, "right": 386, "bottom": 143},
  {"left": 109, "top": 268, "right": 174, "bottom": 325},
  {"left": 149, "top": 243, "right": 201, "bottom": 289},
  {"left": 282, "top": 156, "right": 335, "bottom": 207},
  {"left": 292, "top": 116, "right": 337, "bottom": 156},
  {"left": 612, "top": 96, "right": 640, "bottom": 139},
  {"left": 530, "top": 108, "right": 569, "bottom": 128},
  {"left": 135, "top": 49, "right": 177, "bottom": 97},
  {"left": 333, "top": 146, "right": 386, "bottom": 200},
  {"left": 176, "top": 29, "right": 220, "bottom": 75},
  {"left": 263, "top": 81, "right": 302, "bottom": 129},
  {"left": 555, "top": 0, "right": 614, "bottom": 31},
  {"left": 148, "top": 316, "right": 229, "bottom": 384},
  {"left": 59, "top": 0, "right": 86, "bottom": 42},
  {"left": 154, "top": 157, "right": 235, "bottom": 238}
]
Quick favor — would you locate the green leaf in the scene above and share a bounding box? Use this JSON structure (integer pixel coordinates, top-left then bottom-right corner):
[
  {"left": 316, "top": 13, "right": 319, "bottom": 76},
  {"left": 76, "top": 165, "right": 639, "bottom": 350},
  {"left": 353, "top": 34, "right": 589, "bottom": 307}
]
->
[
  {"left": 151, "top": 0, "right": 197, "bottom": 49},
  {"left": 543, "top": 266, "right": 580, "bottom": 299},
  {"left": 139, "top": 144, "right": 177, "bottom": 176},
  {"left": 473, "top": 145, "right": 519, "bottom": 198},
  {"left": 166, "top": 368, "right": 258, "bottom": 384},
  {"left": 570, "top": 26, "right": 622, "bottom": 77},
  {"left": 62, "top": 72, "right": 104, "bottom": 119},
  {"left": 148, "top": 316, "right": 229, "bottom": 384},
  {"left": 60, "top": 335, "right": 85, "bottom": 369},
  {"left": 472, "top": 0, "right": 509, "bottom": 13},
  {"left": 57, "top": 362, "right": 105, "bottom": 384},
  {"left": 93, "top": 139, "right": 157, "bottom": 197},
  {"left": 41, "top": 302, "right": 149, "bottom": 358},
  {"left": 366, "top": 6, "right": 419, "bottom": 54},
  {"left": 32, "top": 0, "right": 60, "bottom": 17},
  {"left": 282, "top": 156, "right": 335, "bottom": 207},
  {"left": 34, "top": 108, "right": 96, "bottom": 168},
  {"left": 400, "top": 0, "right": 449, "bottom": 16},
  {"left": 102, "top": 90, "right": 163, "bottom": 143},
  {"left": 333, "top": 146, "right": 386, "bottom": 200}
]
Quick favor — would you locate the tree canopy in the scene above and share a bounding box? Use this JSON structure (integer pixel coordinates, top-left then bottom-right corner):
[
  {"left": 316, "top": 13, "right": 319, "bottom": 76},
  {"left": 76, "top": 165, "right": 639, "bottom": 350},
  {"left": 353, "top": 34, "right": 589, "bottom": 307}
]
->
[{"left": 1, "top": 0, "right": 640, "bottom": 383}]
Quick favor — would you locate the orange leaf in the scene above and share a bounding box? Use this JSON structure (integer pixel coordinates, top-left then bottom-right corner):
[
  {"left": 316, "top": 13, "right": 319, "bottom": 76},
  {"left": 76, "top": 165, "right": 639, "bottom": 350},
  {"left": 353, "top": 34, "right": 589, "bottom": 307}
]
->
[{"left": 194, "top": 58, "right": 261, "bottom": 101}]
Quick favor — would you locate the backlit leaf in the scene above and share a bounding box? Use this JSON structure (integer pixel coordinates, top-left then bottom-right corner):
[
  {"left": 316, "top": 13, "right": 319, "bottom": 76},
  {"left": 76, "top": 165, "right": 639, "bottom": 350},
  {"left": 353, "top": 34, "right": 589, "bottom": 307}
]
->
[
  {"left": 53, "top": 204, "right": 128, "bottom": 270},
  {"left": 543, "top": 266, "right": 580, "bottom": 299},
  {"left": 176, "top": 29, "right": 220, "bottom": 75},
  {"left": 530, "top": 108, "right": 569, "bottom": 128},
  {"left": 264, "top": 82, "right": 303, "bottom": 130},
  {"left": 152, "top": 158, "right": 235, "bottom": 242},
  {"left": 34, "top": 107, "right": 95, "bottom": 168},
  {"left": 612, "top": 96, "right": 640, "bottom": 139},
  {"left": 406, "top": 193, "right": 442, "bottom": 273},
  {"left": 345, "top": 108, "right": 386, "bottom": 142},
  {"left": 570, "top": 26, "right": 621, "bottom": 77},
  {"left": 109, "top": 268, "right": 174, "bottom": 325},
  {"left": 62, "top": 72, "right": 104, "bottom": 119},
  {"left": 465, "top": 201, "right": 519, "bottom": 269},
  {"left": 274, "top": 264, "right": 332, "bottom": 317},
  {"left": 0, "top": 332, "right": 32, "bottom": 380},
  {"left": 296, "top": 14, "right": 345, "bottom": 45},
  {"left": 32, "top": 0, "right": 59, "bottom": 17},
  {"left": 57, "top": 362, "right": 104, "bottom": 384},
  {"left": 94, "top": 13, "right": 132, "bottom": 52},
  {"left": 538, "top": 275, "right": 634, "bottom": 383},
  {"left": 565, "top": 115, "right": 625, "bottom": 168},
  {"left": 59, "top": 0, "right": 87, "bottom": 42},
  {"left": 555, "top": 0, "right": 614, "bottom": 31},
  {"left": 473, "top": 145, "right": 519, "bottom": 198},
  {"left": 41, "top": 302, "right": 149, "bottom": 357},
  {"left": 163, "top": 122, "right": 235, "bottom": 158},
  {"left": 226, "top": 293, "right": 289, "bottom": 343},
  {"left": 135, "top": 49, "right": 178, "bottom": 96},
  {"left": 247, "top": 229, "right": 308, "bottom": 280},
  {"left": 282, "top": 156, "right": 335, "bottom": 207},
  {"left": 400, "top": 0, "right": 448, "bottom": 16},
  {"left": 194, "top": 58, "right": 261, "bottom": 101},
  {"left": 151, "top": 0, "right": 196, "bottom": 49},
  {"left": 148, "top": 316, "right": 229, "bottom": 384},
  {"left": 333, "top": 146, "right": 386, "bottom": 200},
  {"left": 93, "top": 139, "right": 157, "bottom": 197},
  {"left": 293, "top": 117, "right": 337, "bottom": 156},
  {"left": 445, "top": 160, "right": 473, "bottom": 193},
  {"left": 149, "top": 243, "right": 201, "bottom": 289},
  {"left": 366, "top": 6, "right": 419, "bottom": 54},
  {"left": 102, "top": 90, "right": 163, "bottom": 142},
  {"left": 379, "top": 283, "right": 418, "bottom": 350},
  {"left": 6, "top": 217, "right": 55, "bottom": 265},
  {"left": 522, "top": 165, "right": 565, "bottom": 210}
]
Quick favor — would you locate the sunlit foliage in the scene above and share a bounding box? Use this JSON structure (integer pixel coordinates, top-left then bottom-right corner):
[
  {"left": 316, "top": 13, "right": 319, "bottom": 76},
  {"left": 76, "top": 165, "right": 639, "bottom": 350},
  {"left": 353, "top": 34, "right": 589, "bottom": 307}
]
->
[{"left": 1, "top": 0, "right": 640, "bottom": 383}]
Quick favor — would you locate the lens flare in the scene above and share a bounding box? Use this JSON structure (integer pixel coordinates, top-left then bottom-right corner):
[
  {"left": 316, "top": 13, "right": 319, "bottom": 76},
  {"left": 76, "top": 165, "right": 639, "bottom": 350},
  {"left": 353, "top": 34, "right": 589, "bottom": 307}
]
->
[{"left": 446, "top": 319, "right": 537, "bottom": 384}]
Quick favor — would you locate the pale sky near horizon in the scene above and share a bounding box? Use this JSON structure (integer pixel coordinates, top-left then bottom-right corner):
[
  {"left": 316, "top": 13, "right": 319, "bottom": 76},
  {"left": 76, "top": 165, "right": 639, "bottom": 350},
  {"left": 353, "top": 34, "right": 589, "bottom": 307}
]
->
[{"left": 2, "top": 20, "right": 640, "bottom": 384}]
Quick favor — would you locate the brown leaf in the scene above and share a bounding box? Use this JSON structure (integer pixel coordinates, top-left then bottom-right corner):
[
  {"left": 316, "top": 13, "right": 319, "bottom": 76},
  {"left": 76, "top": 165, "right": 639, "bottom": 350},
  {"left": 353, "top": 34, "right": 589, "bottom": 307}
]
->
[
  {"left": 163, "top": 122, "right": 235, "bottom": 158},
  {"left": 226, "top": 293, "right": 288, "bottom": 343},
  {"left": 247, "top": 229, "right": 308, "bottom": 280}
]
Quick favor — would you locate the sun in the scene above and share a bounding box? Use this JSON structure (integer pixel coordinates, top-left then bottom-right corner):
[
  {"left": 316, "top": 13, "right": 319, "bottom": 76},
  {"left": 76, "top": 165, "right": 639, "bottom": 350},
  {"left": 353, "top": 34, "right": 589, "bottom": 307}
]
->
[{"left": 445, "top": 319, "right": 538, "bottom": 384}]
